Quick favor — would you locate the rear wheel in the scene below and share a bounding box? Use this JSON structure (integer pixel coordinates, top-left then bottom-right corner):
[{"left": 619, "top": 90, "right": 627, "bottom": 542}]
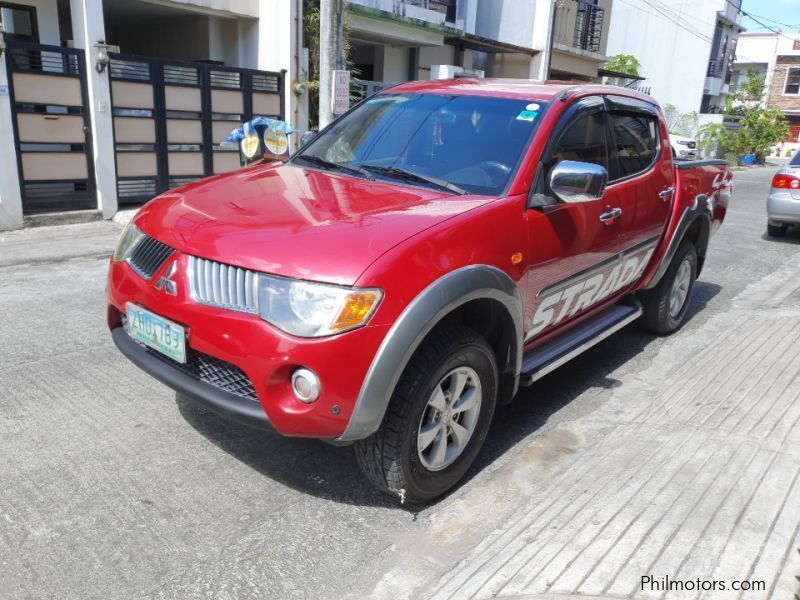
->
[
  {"left": 354, "top": 326, "right": 497, "bottom": 504},
  {"left": 767, "top": 221, "right": 788, "bottom": 237},
  {"left": 639, "top": 240, "right": 697, "bottom": 335}
]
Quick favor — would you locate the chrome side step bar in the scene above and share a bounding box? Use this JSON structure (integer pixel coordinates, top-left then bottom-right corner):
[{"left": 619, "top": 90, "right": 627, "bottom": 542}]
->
[{"left": 518, "top": 299, "right": 643, "bottom": 387}]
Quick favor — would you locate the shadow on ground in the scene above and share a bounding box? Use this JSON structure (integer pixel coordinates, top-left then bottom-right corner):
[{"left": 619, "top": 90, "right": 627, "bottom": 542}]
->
[
  {"left": 761, "top": 225, "right": 800, "bottom": 245},
  {"left": 178, "top": 281, "right": 721, "bottom": 509}
]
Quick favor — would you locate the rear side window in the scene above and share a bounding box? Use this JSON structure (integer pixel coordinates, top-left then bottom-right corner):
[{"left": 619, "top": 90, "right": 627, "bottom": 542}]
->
[
  {"left": 790, "top": 150, "right": 800, "bottom": 166},
  {"left": 609, "top": 113, "right": 659, "bottom": 180},
  {"left": 551, "top": 112, "right": 608, "bottom": 171}
]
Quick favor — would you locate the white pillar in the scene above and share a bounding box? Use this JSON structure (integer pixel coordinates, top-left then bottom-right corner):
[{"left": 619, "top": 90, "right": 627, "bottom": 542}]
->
[
  {"left": 71, "top": 0, "right": 118, "bottom": 219},
  {"left": 530, "top": 0, "right": 556, "bottom": 81},
  {"left": 0, "top": 50, "right": 23, "bottom": 231},
  {"left": 258, "top": 0, "right": 308, "bottom": 140}
]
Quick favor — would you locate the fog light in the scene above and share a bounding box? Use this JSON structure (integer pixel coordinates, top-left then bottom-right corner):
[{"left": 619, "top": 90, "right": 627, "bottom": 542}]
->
[{"left": 291, "top": 368, "right": 321, "bottom": 403}]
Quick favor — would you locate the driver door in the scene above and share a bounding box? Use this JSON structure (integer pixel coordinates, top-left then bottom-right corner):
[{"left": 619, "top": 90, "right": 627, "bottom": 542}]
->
[{"left": 523, "top": 97, "right": 628, "bottom": 341}]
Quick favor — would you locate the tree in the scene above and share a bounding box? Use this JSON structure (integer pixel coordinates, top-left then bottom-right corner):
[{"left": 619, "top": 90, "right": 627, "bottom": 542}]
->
[
  {"left": 696, "top": 69, "right": 789, "bottom": 163},
  {"left": 605, "top": 54, "right": 641, "bottom": 77},
  {"left": 663, "top": 104, "right": 699, "bottom": 137}
]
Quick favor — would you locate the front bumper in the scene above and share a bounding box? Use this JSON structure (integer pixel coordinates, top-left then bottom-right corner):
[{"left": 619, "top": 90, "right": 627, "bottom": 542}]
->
[
  {"left": 675, "top": 148, "right": 697, "bottom": 159},
  {"left": 767, "top": 190, "right": 800, "bottom": 223},
  {"left": 112, "top": 327, "right": 274, "bottom": 431},
  {"left": 107, "top": 253, "right": 390, "bottom": 439}
]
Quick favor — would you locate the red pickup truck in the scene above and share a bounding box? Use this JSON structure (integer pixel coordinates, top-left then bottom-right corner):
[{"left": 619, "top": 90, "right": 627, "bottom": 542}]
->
[{"left": 108, "top": 80, "right": 731, "bottom": 503}]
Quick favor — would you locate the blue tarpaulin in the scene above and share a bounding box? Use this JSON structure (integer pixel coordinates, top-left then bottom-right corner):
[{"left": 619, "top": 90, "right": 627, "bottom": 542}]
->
[{"left": 225, "top": 117, "right": 297, "bottom": 142}]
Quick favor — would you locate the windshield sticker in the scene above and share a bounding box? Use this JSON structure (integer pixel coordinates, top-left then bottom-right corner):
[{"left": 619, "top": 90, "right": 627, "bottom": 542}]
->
[
  {"left": 516, "top": 110, "right": 539, "bottom": 122},
  {"left": 526, "top": 103, "right": 541, "bottom": 111}
]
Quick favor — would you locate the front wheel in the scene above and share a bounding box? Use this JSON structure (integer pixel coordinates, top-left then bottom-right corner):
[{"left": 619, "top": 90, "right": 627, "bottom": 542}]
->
[
  {"left": 354, "top": 326, "right": 497, "bottom": 504},
  {"left": 638, "top": 240, "right": 697, "bottom": 335}
]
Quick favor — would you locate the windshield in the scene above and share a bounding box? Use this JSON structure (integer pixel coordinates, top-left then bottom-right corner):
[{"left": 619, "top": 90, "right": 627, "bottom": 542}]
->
[{"left": 294, "top": 93, "right": 547, "bottom": 196}]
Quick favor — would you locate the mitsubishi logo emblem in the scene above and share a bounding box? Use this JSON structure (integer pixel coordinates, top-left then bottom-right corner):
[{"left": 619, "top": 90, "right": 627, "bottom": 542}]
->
[{"left": 155, "top": 260, "right": 178, "bottom": 295}]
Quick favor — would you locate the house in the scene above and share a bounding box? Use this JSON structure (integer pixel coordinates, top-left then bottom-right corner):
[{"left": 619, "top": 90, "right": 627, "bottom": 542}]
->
[
  {"left": 733, "top": 32, "right": 800, "bottom": 154},
  {"left": 347, "top": 0, "right": 613, "bottom": 93},
  {"left": 604, "top": 0, "right": 744, "bottom": 115},
  {"left": 0, "top": 0, "right": 305, "bottom": 231}
]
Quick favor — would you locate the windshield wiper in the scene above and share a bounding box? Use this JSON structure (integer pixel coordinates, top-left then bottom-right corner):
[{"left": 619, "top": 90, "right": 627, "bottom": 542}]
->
[
  {"left": 360, "top": 164, "right": 466, "bottom": 195},
  {"left": 297, "top": 154, "right": 372, "bottom": 179}
]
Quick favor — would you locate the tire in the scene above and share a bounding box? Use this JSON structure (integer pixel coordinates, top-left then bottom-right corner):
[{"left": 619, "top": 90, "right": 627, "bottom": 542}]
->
[
  {"left": 767, "top": 221, "right": 788, "bottom": 237},
  {"left": 354, "top": 326, "right": 497, "bottom": 504},
  {"left": 639, "top": 240, "right": 697, "bottom": 335}
]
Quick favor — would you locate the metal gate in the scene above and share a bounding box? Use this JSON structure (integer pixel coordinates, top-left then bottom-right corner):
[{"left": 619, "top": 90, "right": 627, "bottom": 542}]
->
[
  {"left": 4, "top": 42, "right": 96, "bottom": 215},
  {"left": 108, "top": 54, "right": 285, "bottom": 205}
]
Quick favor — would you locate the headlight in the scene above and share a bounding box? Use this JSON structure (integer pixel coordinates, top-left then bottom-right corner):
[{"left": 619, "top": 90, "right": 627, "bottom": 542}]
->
[
  {"left": 258, "top": 274, "right": 382, "bottom": 337},
  {"left": 676, "top": 140, "right": 690, "bottom": 146},
  {"left": 113, "top": 222, "right": 145, "bottom": 262}
]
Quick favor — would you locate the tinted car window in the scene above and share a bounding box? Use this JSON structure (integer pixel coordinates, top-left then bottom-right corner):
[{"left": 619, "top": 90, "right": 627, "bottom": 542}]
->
[
  {"left": 296, "top": 93, "right": 546, "bottom": 195},
  {"left": 610, "top": 113, "right": 658, "bottom": 179},
  {"left": 551, "top": 111, "right": 608, "bottom": 171},
  {"left": 789, "top": 150, "right": 800, "bottom": 166}
]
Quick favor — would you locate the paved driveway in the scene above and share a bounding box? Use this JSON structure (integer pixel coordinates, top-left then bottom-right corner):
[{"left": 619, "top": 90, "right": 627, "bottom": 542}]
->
[{"left": 1, "top": 166, "right": 798, "bottom": 599}]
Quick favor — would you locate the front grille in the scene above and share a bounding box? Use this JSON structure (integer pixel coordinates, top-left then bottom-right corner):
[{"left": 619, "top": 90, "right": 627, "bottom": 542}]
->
[
  {"left": 122, "top": 317, "right": 259, "bottom": 401},
  {"left": 129, "top": 236, "right": 174, "bottom": 280},
  {"left": 687, "top": 141, "right": 697, "bottom": 149},
  {"left": 189, "top": 256, "right": 259, "bottom": 314}
]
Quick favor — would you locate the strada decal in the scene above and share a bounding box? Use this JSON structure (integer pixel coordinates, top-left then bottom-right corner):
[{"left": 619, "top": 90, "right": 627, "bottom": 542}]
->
[{"left": 528, "top": 242, "right": 657, "bottom": 339}]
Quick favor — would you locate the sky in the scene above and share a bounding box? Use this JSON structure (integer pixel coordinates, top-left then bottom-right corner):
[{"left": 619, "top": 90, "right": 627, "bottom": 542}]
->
[{"left": 741, "top": 0, "right": 800, "bottom": 33}]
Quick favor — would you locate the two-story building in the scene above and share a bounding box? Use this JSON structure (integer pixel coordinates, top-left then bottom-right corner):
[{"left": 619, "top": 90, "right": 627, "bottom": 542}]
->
[
  {"left": 0, "top": 0, "right": 304, "bottom": 231},
  {"left": 347, "top": 0, "right": 613, "bottom": 92},
  {"left": 733, "top": 32, "right": 800, "bottom": 154},
  {"left": 604, "top": 0, "right": 744, "bottom": 115}
]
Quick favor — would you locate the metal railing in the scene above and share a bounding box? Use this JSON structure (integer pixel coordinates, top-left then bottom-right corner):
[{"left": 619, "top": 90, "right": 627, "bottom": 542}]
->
[
  {"left": 707, "top": 59, "right": 724, "bottom": 78},
  {"left": 574, "top": 0, "right": 605, "bottom": 52}
]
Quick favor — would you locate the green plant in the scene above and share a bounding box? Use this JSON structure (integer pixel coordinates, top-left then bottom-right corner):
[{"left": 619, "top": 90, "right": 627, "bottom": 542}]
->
[
  {"left": 787, "top": 148, "right": 793, "bottom": 157},
  {"left": 303, "top": 0, "right": 359, "bottom": 131},
  {"left": 696, "top": 70, "right": 790, "bottom": 162},
  {"left": 605, "top": 54, "right": 641, "bottom": 77}
]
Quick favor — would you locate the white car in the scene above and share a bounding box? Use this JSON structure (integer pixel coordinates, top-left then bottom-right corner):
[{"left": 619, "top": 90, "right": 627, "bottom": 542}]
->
[{"left": 669, "top": 134, "right": 697, "bottom": 160}]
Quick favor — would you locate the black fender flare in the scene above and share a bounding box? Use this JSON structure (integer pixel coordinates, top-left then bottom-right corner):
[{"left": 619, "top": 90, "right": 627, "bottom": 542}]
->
[
  {"left": 645, "top": 195, "right": 712, "bottom": 289},
  {"left": 336, "top": 265, "right": 524, "bottom": 442}
]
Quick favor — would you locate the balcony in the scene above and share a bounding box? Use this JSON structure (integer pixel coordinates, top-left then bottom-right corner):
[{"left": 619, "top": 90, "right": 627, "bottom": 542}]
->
[
  {"left": 574, "top": 0, "right": 605, "bottom": 53},
  {"left": 554, "top": 0, "right": 605, "bottom": 54},
  {"left": 707, "top": 59, "right": 724, "bottom": 78},
  {"left": 348, "top": 0, "right": 448, "bottom": 28}
]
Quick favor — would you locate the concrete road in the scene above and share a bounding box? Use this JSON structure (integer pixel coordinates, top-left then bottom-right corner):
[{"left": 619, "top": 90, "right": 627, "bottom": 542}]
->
[{"left": 1, "top": 166, "right": 798, "bottom": 599}]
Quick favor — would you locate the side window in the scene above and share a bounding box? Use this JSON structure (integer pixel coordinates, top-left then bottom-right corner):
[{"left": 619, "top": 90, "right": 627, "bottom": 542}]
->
[
  {"left": 609, "top": 113, "right": 659, "bottom": 180},
  {"left": 551, "top": 111, "right": 609, "bottom": 171}
]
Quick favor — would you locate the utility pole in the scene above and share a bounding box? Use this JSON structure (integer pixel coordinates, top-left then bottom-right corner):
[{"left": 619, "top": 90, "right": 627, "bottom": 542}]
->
[{"left": 319, "top": 0, "right": 346, "bottom": 128}]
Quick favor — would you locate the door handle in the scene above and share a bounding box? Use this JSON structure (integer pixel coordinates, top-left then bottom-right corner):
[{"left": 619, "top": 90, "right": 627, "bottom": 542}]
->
[
  {"left": 599, "top": 207, "right": 622, "bottom": 225},
  {"left": 659, "top": 187, "right": 675, "bottom": 202}
]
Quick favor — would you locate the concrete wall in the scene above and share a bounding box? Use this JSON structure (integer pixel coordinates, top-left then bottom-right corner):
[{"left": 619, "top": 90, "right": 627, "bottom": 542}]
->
[
  {"left": 605, "top": 0, "right": 725, "bottom": 113},
  {"left": 474, "top": 0, "right": 535, "bottom": 50}
]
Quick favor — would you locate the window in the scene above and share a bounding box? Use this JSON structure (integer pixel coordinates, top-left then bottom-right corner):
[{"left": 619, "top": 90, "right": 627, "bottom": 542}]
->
[
  {"left": 609, "top": 113, "right": 658, "bottom": 180},
  {"left": 550, "top": 111, "right": 608, "bottom": 171},
  {"left": 0, "top": 2, "right": 38, "bottom": 43},
  {"left": 297, "top": 93, "right": 546, "bottom": 196},
  {"left": 785, "top": 68, "right": 800, "bottom": 94}
]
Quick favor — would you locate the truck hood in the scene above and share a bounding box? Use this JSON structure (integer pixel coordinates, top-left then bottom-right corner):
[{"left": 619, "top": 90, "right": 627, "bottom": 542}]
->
[{"left": 135, "top": 162, "right": 491, "bottom": 285}]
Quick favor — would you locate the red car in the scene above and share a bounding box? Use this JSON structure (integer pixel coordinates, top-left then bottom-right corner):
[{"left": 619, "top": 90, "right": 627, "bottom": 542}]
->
[{"left": 108, "top": 80, "right": 731, "bottom": 503}]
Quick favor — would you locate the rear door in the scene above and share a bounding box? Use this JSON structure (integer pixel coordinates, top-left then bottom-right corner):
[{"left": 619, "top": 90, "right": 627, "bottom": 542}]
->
[
  {"left": 604, "top": 97, "right": 674, "bottom": 262},
  {"left": 524, "top": 96, "right": 626, "bottom": 340}
]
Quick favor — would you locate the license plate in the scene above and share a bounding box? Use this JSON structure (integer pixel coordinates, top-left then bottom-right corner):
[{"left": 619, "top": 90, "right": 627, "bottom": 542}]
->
[{"left": 126, "top": 303, "right": 186, "bottom": 363}]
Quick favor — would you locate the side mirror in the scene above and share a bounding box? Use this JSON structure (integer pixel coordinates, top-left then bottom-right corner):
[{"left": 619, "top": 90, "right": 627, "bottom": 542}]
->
[
  {"left": 549, "top": 160, "right": 607, "bottom": 204},
  {"left": 300, "top": 131, "right": 316, "bottom": 147}
]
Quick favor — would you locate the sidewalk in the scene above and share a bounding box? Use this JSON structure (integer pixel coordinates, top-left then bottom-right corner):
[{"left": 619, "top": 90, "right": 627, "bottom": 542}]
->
[
  {"left": 0, "top": 220, "right": 121, "bottom": 268},
  {"left": 368, "top": 258, "right": 800, "bottom": 600}
]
